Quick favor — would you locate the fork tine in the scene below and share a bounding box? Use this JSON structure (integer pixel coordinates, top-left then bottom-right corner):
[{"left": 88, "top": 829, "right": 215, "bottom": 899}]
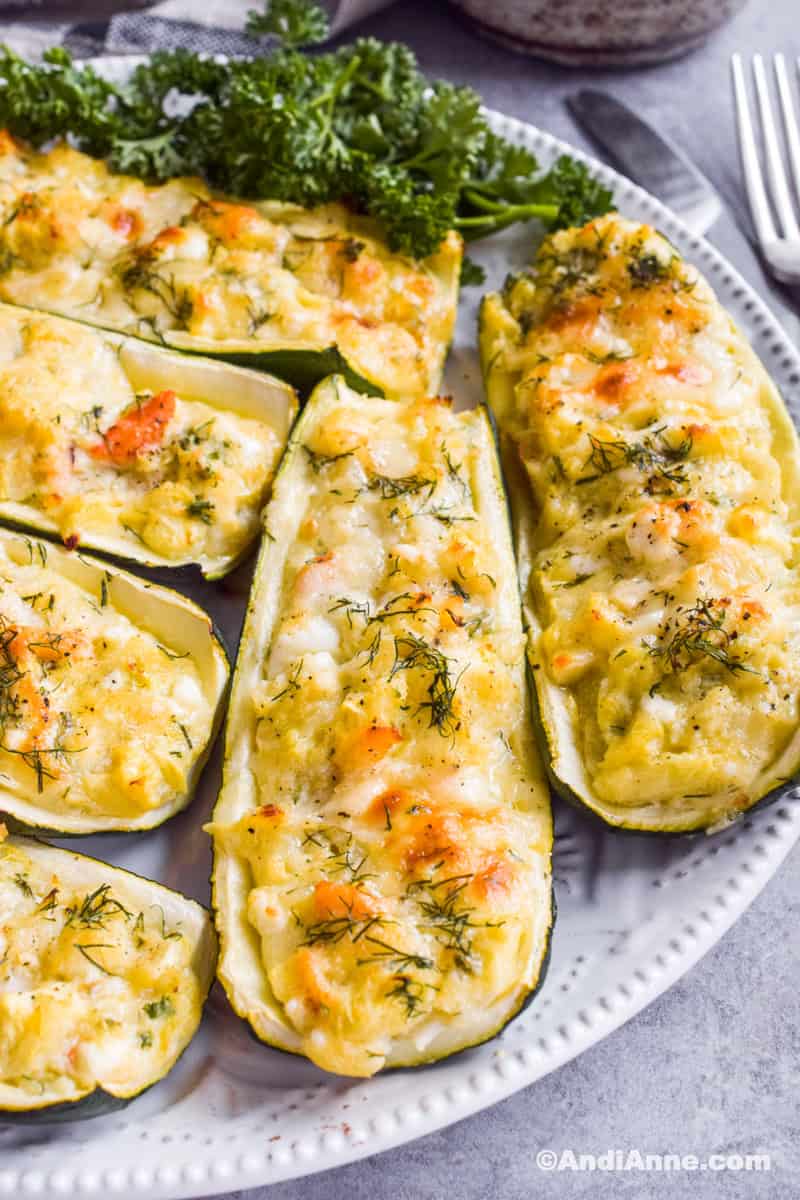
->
[
  {"left": 753, "top": 53, "right": 799, "bottom": 237},
  {"left": 732, "top": 54, "right": 777, "bottom": 245},
  {"left": 775, "top": 53, "right": 800, "bottom": 206}
]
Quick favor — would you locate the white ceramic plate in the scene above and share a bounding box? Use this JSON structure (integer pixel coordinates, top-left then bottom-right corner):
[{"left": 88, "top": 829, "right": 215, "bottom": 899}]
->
[{"left": 2, "top": 100, "right": 800, "bottom": 1200}]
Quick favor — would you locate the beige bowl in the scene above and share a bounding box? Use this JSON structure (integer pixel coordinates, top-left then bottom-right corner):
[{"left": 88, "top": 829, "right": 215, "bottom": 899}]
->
[{"left": 449, "top": 0, "right": 751, "bottom": 65}]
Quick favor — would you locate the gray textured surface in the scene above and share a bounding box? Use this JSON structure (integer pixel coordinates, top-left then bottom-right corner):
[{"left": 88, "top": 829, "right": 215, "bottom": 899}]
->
[{"left": 211, "top": 0, "right": 796, "bottom": 1195}]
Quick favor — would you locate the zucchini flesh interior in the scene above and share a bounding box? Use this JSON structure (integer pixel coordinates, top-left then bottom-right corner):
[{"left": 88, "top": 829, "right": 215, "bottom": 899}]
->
[
  {"left": 0, "top": 528, "right": 229, "bottom": 835},
  {"left": 0, "top": 301, "right": 297, "bottom": 579},
  {"left": 0, "top": 834, "right": 216, "bottom": 1121},
  {"left": 209, "top": 376, "right": 552, "bottom": 1077},
  {"left": 0, "top": 136, "right": 461, "bottom": 400},
  {"left": 480, "top": 214, "right": 800, "bottom": 833}
]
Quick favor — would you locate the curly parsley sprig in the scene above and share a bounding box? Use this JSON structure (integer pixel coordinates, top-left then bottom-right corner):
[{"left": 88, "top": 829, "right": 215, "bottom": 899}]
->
[
  {"left": 0, "top": 38, "right": 613, "bottom": 259},
  {"left": 246, "top": 0, "right": 329, "bottom": 48}
]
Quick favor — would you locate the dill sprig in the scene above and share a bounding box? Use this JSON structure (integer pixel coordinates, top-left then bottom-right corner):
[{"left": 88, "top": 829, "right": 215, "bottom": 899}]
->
[
  {"left": 75, "top": 942, "right": 116, "bottom": 975},
  {"left": 301, "top": 827, "right": 373, "bottom": 883},
  {"left": 389, "top": 634, "right": 464, "bottom": 737},
  {"left": 330, "top": 592, "right": 438, "bottom": 669},
  {"left": 648, "top": 599, "right": 760, "bottom": 677},
  {"left": 269, "top": 658, "right": 304, "bottom": 703},
  {"left": 578, "top": 427, "right": 692, "bottom": 487},
  {"left": 116, "top": 259, "right": 193, "bottom": 328},
  {"left": 186, "top": 498, "right": 215, "bottom": 524},
  {"left": 303, "top": 913, "right": 384, "bottom": 947},
  {"left": 328, "top": 597, "right": 371, "bottom": 627},
  {"left": 13, "top": 871, "right": 32, "bottom": 897},
  {"left": 303, "top": 446, "right": 354, "bottom": 473},
  {"left": 37, "top": 887, "right": 59, "bottom": 914},
  {"left": 1, "top": 741, "right": 78, "bottom": 792},
  {"left": 329, "top": 592, "right": 434, "bottom": 630},
  {"left": 367, "top": 472, "right": 436, "bottom": 501},
  {"left": 65, "top": 883, "right": 132, "bottom": 929},
  {"left": 358, "top": 934, "right": 434, "bottom": 972},
  {"left": 144, "top": 996, "right": 175, "bottom": 1019},
  {"left": 407, "top": 874, "right": 500, "bottom": 973},
  {"left": 385, "top": 972, "right": 436, "bottom": 1018},
  {"left": 440, "top": 441, "right": 470, "bottom": 500},
  {"left": 0, "top": 618, "right": 25, "bottom": 735}
]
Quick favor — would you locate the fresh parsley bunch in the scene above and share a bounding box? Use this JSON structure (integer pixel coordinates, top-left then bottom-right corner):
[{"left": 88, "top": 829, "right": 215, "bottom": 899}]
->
[{"left": 0, "top": 34, "right": 613, "bottom": 261}]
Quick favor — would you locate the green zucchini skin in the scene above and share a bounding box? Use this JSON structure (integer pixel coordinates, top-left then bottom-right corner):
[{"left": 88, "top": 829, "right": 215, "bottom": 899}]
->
[
  {"left": 0, "top": 837, "right": 217, "bottom": 1122},
  {"left": 165, "top": 343, "right": 384, "bottom": 400},
  {"left": 1, "top": 1086, "right": 138, "bottom": 1126},
  {"left": 209, "top": 376, "right": 554, "bottom": 1074}
]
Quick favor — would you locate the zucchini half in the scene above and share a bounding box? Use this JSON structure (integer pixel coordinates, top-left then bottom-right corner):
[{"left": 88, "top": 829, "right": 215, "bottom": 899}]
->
[
  {"left": 208, "top": 376, "right": 553, "bottom": 1077},
  {"left": 134, "top": 216, "right": 462, "bottom": 401},
  {"left": 480, "top": 214, "right": 800, "bottom": 833},
  {"left": 0, "top": 527, "right": 229, "bottom": 835},
  {"left": 0, "top": 834, "right": 217, "bottom": 1123},
  {"left": 0, "top": 303, "right": 297, "bottom": 579},
  {"left": 0, "top": 139, "right": 461, "bottom": 400}
]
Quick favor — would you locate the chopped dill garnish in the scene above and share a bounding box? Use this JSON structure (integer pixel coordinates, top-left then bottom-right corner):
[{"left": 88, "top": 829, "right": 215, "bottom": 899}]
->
[
  {"left": 578, "top": 427, "right": 693, "bottom": 488},
  {"left": 440, "top": 441, "right": 470, "bottom": 500},
  {"left": 408, "top": 873, "right": 502, "bottom": 974},
  {"left": 328, "top": 597, "right": 371, "bottom": 627},
  {"left": 186, "top": 498, "right": 215, "bottom": 524},
  {"left": 13, "top": 872, "right": 32, "bottom": 897},
  {"left": 385, "top": 972, "right": 435, "bottom": 1018},
  {"left": 367, "top": 472, "right": 436, "bottom": 501},
  {"left": 301, "top": 827, "right": 373, "bottom": 883},
  {"left": 303, "top": 446, "right": 354, "bottom": 473},
  {"left": 37, "top": 887, "right": 59, "bottom": 914},
  {"left": 76, "top": 943, "right": 116, "bottom": 975},
  {"left": 157, "top": 643, "right": 190, "bottom": 661},
  {"left": 368, "top": 593, "right": 435, "bottom": 625},
  {"left": 389, "top": 634, "right": 464, "bottom": 737},
  {"left": 362, "top": 629, "right": 383, "bottom": 666},
  {"left": 117, "top": 260, "right": 193, "bottom": 328},
  {"left": 425, "top": 506, "right": 476, "bottom": 526},
  {"left": 627, "top": 251, "right": 673, "bottom": 288},
  {"left": 171, "top": 716, "right": 193, "bottom": 750},
  {"left": 65, "top": 884, "right": 132, "bottom": 929},
  {"left": 357, "top": 935, "right": 434, "bottom": 972},
  {"left": 648, "top": 599, "right": 760, "bottom": 677},
  {"left": 1, "top": 738, "right": 82, "bottom": 793},
  {"left": 0, "top": 616, "right": 25, "bottom": 736},
  {"left": 554, "top": 572, "right": 594, "bottom": 589},
  {"left": 303, "top": 913, "right": 383, "bottom": 947},
  {"left": 269, "top": 658, "right": 304, "bottom": 703},
  {"left": 144, "top": 996, "right": 175, "bottom": 1019}
]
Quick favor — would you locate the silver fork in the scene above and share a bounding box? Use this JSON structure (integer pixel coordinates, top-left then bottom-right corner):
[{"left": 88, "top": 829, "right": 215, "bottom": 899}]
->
[{"left": 732, "top": 52, "right": 800, "bottom": 283}]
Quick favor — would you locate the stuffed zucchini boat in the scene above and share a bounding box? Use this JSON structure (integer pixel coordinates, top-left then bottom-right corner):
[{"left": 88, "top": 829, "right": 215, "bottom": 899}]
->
[
  {"left": 0, "top": 832, "right": 216, "bottom": 1122},
  {"left": 0, "top": 527, "right": 228, "bottom": 835},
  {"left": 208, "top": 376, "right": 553, "bottom": 1077},
  {"left": 0, "top": 135, "right": 461, "bottom": 400},
  {"left": 0, "top": 302, "right": 297, "bottom": 579},
  {"left": 480, "top": 213, "right": 800, "bottom": 833}
]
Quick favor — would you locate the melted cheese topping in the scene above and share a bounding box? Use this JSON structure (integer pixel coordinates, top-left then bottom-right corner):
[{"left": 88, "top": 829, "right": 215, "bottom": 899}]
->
[
  {"left": 0, "top": 540, "right": 213, "bottom": 820},
  {"left": 0, "top": 135, "right": 460, "bottom": 399},
  {"left": 210, "top": 389, "right": 549, "bottom": 1076},
  {"left": 0, "top": 839, "right": 201, "bottom": 1103},
  {"left": 485, "top": 215, "right": 800, "bottom": 821},
  {"left": 0, "top": 305, "right": 281, "bottom": 566}
]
